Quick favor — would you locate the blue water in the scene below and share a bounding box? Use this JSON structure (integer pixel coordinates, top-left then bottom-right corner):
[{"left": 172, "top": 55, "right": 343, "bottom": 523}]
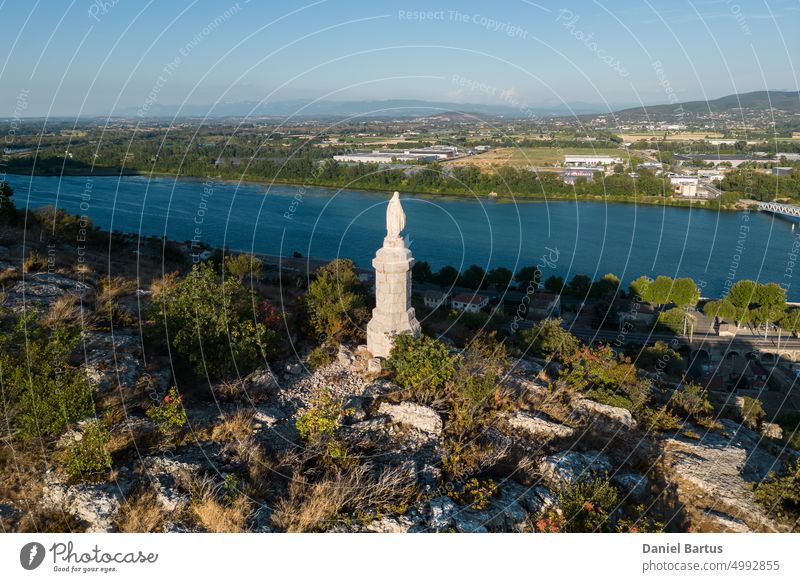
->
[{"left": 6, "top": 174, "right": 800, "bottom": 299}]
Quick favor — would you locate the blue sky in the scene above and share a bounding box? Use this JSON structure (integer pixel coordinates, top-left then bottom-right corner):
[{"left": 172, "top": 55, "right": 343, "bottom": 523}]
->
[{"left": 1, "top": 0, "right": 798, "bottom": 116}]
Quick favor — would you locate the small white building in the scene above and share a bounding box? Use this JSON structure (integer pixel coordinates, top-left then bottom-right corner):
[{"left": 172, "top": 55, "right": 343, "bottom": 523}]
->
[
  {"left": 423, "top": 290, "right": 451, "bottom": 310},
  {"left": 451, "top": 293, "right": 489, "bottom": 313},
  {"left": 564, "top": 154, "right": 623, "bottom": 167}
]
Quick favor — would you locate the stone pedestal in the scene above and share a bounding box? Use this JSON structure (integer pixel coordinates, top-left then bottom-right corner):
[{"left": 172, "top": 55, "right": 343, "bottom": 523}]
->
[{"left": 366, "top": 236, "right": 420, "bottom": 358}]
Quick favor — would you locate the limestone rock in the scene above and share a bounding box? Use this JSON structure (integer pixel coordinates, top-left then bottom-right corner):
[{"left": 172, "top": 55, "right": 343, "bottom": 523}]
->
[
  {"left": 571, "top": 397, "right": 637, "bottom": 430},
  {"left": 660, "top": 419, "right": 782, "bottom": 532},
  {"left": 612, "top": 472, "right": 649, "bottom": 500},
  {"left": 377, "top": 402, "right": 442, "bottom": 437},
  {"left": 245, "top": 366, "right": 280, "bottom": 393},
  {"left": 41, "top": 476, "right": 129, "bottom": 533},
  {"left": 428, "top": 496, "right": 457, "bottom": 530},
  {"left": 506, "top": 411, "right": 575, "bottom": 441},
  {"left": 367, "top": 358, "right": 382, "bottom": 374},
  {"left": 761, "top": 422, "right": 783, "bottom": 440},
  {"left": 538, "top": 450, "right": 612, "bottom": 487}
]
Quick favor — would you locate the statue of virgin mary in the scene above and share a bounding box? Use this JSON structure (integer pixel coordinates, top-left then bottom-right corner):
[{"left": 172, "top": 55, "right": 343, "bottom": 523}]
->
[{"left": 386, "top": 191, "right": 405, "bottom": 239}]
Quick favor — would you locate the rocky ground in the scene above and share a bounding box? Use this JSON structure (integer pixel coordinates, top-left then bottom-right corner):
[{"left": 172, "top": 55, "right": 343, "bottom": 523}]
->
[{"left": 0, "top": 241, "right": 797, "bottom": 533}]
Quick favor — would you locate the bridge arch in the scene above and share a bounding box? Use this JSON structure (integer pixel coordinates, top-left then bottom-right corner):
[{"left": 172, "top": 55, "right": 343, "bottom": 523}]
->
[{"left": 760, "top": 353, "right": 777, "bottom": 365}]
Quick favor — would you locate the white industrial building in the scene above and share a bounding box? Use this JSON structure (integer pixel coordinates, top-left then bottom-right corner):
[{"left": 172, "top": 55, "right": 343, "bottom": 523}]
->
[
  {"left": 333, "top": 145, "right": 459, "bottom": 164},
  {"left": 564, "top": 154, "right": 623, "bottom": 167}
]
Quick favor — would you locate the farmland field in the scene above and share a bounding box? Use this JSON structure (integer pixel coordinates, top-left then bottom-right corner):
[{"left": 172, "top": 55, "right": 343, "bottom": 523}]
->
[{"left": 444, "top": 146, "right": 631, "bottom": 170}]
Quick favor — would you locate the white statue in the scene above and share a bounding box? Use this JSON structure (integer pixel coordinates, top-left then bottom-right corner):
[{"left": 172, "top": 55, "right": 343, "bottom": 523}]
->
[{"left": 386, "top": 191, "right": 405, "bottom": 239}]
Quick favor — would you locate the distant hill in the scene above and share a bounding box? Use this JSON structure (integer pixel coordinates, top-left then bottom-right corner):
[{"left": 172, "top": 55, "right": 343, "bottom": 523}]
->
[
  {"left": 615, "top": 90, "right": 800, "bottom": 116},
  {"left": 111, "top": 98, "right": 613, "bottom": 119}
]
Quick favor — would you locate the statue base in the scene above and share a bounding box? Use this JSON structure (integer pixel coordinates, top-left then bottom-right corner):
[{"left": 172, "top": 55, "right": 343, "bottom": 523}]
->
[{"left": 366, "top": 238, "right": 420, "bottom": 359}]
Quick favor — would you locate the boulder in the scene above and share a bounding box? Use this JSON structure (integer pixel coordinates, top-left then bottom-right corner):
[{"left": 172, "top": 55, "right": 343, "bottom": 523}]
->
[
  {"left": 659, "top": 419, "right": 783, "bottom": 532},
  {"left": 506, "top": 411, "right": 575, "bottom": 441},
  {"left": 367, "top": 358, "right": 382, "bottom": 374},
  {"left": 377, "top": 402, "right": 442, "bottom": 437},
  {"left": 41, "top": 477, "right": 129, "bottom": 533},
  {"left": 538, "top": 450, "right": 612, "bottom": 488},
  {"left": 428, "top": 496, "right": 457, "bottom": 530},
  {"left": 612, "top": 472, "right": 649, "bottom": 500},
  {"left": 761, "top": 422, "right": 783, "bottom": 440},
  {"left": 571, "top": 398, "right": 637, "bottom": 430}
]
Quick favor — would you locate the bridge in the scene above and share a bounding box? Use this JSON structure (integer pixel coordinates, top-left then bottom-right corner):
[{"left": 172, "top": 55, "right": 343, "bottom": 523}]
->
[{"left": 758, "top": 200, "right": 800, "bottom": 218}]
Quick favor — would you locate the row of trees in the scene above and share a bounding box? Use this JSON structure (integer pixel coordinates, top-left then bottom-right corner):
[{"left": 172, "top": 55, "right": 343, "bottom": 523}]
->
[{"left": 703, "top": 280, "right": 792, "bottom": 337}]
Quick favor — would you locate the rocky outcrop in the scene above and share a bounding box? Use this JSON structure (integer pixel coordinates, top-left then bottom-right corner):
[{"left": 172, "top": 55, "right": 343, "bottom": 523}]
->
[
  {"left": 506, "top": 411, "right": 575, "bottom": 441},
  {"left": 659, "top": 419, "right": 783, "bottom": 532},
  {"left": 538, "top": 450, "right": 612, "bottom": 488},
  {"left": 571, "top": 398, "right": 637, "bottom": 431},
  {"left": 377, "top": 402, "right": 443, "bottom": 437},
  {"left": 40, "top": 473, "right": 132, "bottom": 532},
  {"left": 4, "top": 272, "right": 90, "bottom": 310}
]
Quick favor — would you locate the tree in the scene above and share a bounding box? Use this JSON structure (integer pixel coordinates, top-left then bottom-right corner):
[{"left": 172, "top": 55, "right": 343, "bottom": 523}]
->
[
  {"left": 151, "top": 262, "right": 279, "bottom": 379},
  {"left": 566, "top": 274, "right": 592, "bottom": 298},
  {"left": 647, "top": 275, "right": 673, "bottom": 306},
  {"left": 727, "top": 279, "right": 758, "bottom": 322},
  {"left": 519, "top": 318, "right": 580, "bottom": 360},
  {"left": 544, "top": 275, "right": 565, "bottom": 294},
  {"left": 629, "top": 275, "right": 652, "bottom": 300},
  {"left": 432, "top": 265, "right": 460, "bottom": 287},
  {"left": 633, "top": 341, "right": 683, "bottom": 378},
  {"left": 225, "top": 253, "right": 263, "bottom": 282},
  {"left": 305, "top": 259, "right": 368, "bottom": 343},
  {"left": 669, "top": 277, "right": 700, "bottom": 308},
  {"left": 487, "top": 267, "right": 513, "bottom": 291},
  {"left": 459, "top": 264, "right": 487, "bottom": 290},
  {"left": 412, "top": 260, "right": 433, "bottom": 283},
  {"left": 387, "top": 334, "right": 456, "bottom": 403},
  {"left": 514, "top": 266, "right": 542, "bottom": 290},
  {"left": 703, "top": 299, "right": 736, "bottom": 321},
  {"left": 0, "top": 181, "right": 16, "bottom": 224},
  {"left": 590, "top": 273, "right": 620, "bottom": 299}
]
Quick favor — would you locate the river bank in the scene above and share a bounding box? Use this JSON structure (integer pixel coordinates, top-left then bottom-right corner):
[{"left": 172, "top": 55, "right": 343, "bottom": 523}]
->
[{"left": 3, "top": 169, "right": 744, "bottom": 211}]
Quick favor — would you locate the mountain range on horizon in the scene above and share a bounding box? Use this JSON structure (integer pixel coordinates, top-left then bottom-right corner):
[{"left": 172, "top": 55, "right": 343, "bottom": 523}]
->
[{"left": 23, "top": 90, "right": 800, "bottom": 120}]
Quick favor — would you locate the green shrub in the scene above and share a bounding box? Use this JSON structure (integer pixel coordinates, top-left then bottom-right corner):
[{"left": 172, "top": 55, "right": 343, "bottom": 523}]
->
[
  {"left": 0, "top": 316, "right": 93, "bottom": 439},
  {"left": 559, "top": 476, "right": 619, "bottom": 533},
  {"left": 307, "top": 345, "right": 334, "bottom": 370},
  {"left": 447, "top": 334, "right": 509, "bottom": 438},
  {"left": 518, "top": 318, "right": 580, "bottom": 360},
  {"left": 146, "top": 387, "right": 187, "bottom": 433},
  {"left": 561, "top": 346, "right": 652, "bottom": 415},
  {"left": 33, "top": 205, "right": 91, "bottom": 240},
  {"left": 296, "top": 390, "right": 345, "bottom": 442},
  {"left": 149, "top": 262, "right": 279, "bottom": 379},
  {"left": 641, "top": 405, "right": 682, "bottom": 432},
  {"left": 752, "top": 459, "right": 800, "bottom": 530},
  {"left": 739, "top": 396, "right": 765, "bottom": 430},
  {"left": 450, "top": 478, "right": 498, "bottom": 510},
  {"left": 387, "top": 334, "right": 456, "bottom": 403},
  {"left": 657, "top": 307, "right": 694, "bottom": 335},
  {"left": 304, "top": 259, "right": 368, "bottom": 342},
  {"left": 670, "top": 382, "right": 714, "bottom": 422},
  {"left": 62, "top": 420, "right": 112, "bottom": 483}
]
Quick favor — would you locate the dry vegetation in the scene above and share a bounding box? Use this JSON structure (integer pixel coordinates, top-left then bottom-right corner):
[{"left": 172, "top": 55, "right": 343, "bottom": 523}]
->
[{"left": 114, "top": 487, "right": 165, "bottom": 533}]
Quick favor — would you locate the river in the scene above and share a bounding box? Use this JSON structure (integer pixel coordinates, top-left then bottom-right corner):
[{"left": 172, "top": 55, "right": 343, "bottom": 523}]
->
[{"left": 6, "top": 174, "right": 800, "bottom": 299}]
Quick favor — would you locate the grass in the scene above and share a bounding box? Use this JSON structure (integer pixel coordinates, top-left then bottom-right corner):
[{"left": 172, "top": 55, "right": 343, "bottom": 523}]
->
[
  {"left": 190, "top": 475, "right": 252, "bottom": 533},
  {"left": 271, "top": 463, "right": 417, "bottom": 532},
  {"left": 114, "top": 487, "right": 165, "bottom": 532}
]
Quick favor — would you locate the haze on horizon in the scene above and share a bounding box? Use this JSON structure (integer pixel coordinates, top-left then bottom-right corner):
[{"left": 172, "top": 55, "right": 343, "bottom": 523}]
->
[{"left": 1, "top": 0, "right": 798, "bottom": 118}]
